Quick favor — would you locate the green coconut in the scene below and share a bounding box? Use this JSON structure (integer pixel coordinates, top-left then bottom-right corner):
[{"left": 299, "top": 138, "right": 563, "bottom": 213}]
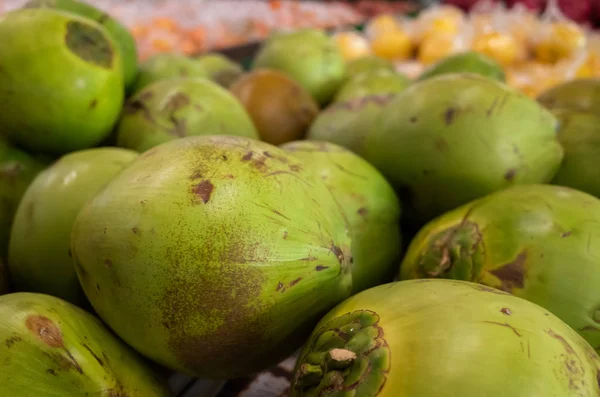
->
[
  {"left": 401, "top": 184, "right": 600, "bottom": 352},
  {"left": 333, "top": 69, "right": 411, "bottom": 103},
  {"left": 0, "top": 292, "right": 169, "bottom": 396},
  {"left": 25, "top": 0, "right": 138, "bottom": 92},
  {"left": 291, "top": 279, "right": 600, "bottom": 396},
  {"left": 418, "top": 51, "right": 506, "bottom": 82},
  {"left": 551, "top": 109, "right": 600, "bottom": 197},
  {"left": 253, "top": 28, "right": 345, "bottom": 105},
  {"left": 364, "top": 73, "right": 563, "bottom": 222},
  {"left": 345, "top": 56, "right": 395, "bottom": 81},
  {"left": 8, "top": 148, "right": 138, "bottom": 307},
  {"left": 307, "top": 94, "right": 396, "bottom": 157},
  {"left": 281, "top": 141, "right": 401, "bottom": 293},
  {"left": 116, "top": 78, "right": 258, "bottom": 153},
  {"left": 0, "top": 140, "right": 46, "bottom": 295},
  {"left": 537, "top": 78, "right": 600, "bottom": 113},
  {"left": 194, "top": 53, "right": 244, "bottom": 88},
  {"left": 0, "top": 8, "right": 124, "bottom": 155},
  {"left": 131, "top": 53, "right": 209, "bottom": 94},
  {"left": 71, "top": 136, "right": 354, "bottom": 378}
]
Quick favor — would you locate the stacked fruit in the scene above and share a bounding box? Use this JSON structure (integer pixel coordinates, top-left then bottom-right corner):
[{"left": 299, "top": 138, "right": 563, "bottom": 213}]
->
[
  {"left": 334, "top": 0, "right": 600, "bottom": 97},
  {"left": 1, "top": 1, "right": 600, "bottom": 396}
]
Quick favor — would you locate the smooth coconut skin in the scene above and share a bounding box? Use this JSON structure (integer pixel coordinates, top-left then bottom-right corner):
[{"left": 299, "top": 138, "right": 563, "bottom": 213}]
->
[
  {"left": 418, "top": 51, "right": 506, "bottom": 81},
  {"left": 537, "top": 78, "right": 600, "bottom": 114},
  {"left": 363, "top": 73, "right": 564, "bottom": 222},
  {"left": 8, "top": 148, "right": 138, "bottom": 307},
  {"left": 307, "top": 94, "right": 396, "bottom": 158},
  {"left": 0, "top": 8, "right": 123, "bottom": 155},
  {"left": 231, "top": 69, "right": 319, "bottom": 146},
  {"left": 0, "top": 292, "right": 169, "bottom": 397},
  {"left": 0, "top": 140, "right": 47, "bottom": 295},
  {"left": 551, "top": 109, "right": 600, "bottom": 198},
  {"left": 194, "top": 53, "right": 244, "bottom": 88},
  {"left": 131, "top": 53, "right": 209, "bottom": 94},
  {"left": 25, "top": 0, "right": 138, "bottom": 92},
  {"left": 281, "top": 141, "right": 402, "bottom": 293},
  {"left": 400, "top": 184, "right": 600, "bottom": 352},
  {"left": 344, "top": 56, "right": 395, "bottom": 81},
  {"left": 333, "top": 69, "right": 411, "bottom": 104},
  {"left": 253, "top": 28, "right": 346, "bottom": 105},
  {"left": 291, "top": 279, "right": 600, "bottom": 397},
  {"left": 117, "top": 78, "right": 259, "bottom": 153},
  {"left": 71, "top": 136, "right": 354, "bottom": 378}
]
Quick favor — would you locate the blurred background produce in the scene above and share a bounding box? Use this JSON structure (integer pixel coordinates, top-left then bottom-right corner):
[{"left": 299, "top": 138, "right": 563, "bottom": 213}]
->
[{"left": 2, "top": 0, "right": 600, "bottom": 396}]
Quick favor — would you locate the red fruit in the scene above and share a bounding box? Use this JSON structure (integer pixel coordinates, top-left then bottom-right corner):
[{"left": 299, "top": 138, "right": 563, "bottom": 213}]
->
[
  {"left": 558, "top": 0, "right": 593, "bottom": 24},
  {"left": 442, "top": 0, "right": 496, "bottom": 11},
  {"left": 505, "top": 0, "right": 545, "bottom": 12}
]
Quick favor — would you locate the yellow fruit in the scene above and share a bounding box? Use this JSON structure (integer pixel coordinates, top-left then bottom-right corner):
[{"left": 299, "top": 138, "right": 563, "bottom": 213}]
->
[
  {"left": 535, "top": 22, "right": 587, "bottom": 63},
  {"left": 371, "top": 29, "right": 413, "bottom": 61},
  {"left": 369, "top": 14, "right": 400, "bottom": 35},
  {"left": 418, "top": 34, "right": 456, "bottom": 65},
  {"left": 473, "top": 32, "right": 520, "bottom": 66},
  {"left": 334, "top": 32, "right": 371, "bottom": 61}
]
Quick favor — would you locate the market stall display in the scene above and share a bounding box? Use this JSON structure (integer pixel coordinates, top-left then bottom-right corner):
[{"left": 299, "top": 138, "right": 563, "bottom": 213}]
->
[{"left": 1, "top": 0, "right": 600, "bottom": 396}]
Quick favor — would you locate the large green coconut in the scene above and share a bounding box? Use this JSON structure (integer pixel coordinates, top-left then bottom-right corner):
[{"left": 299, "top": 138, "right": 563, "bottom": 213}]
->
[
  {"left": 0, "top": 292, "right": 169, "bottom": 396},
  {"left": 307, "top": 94, "right": 396, "bottom": 157},
  {"left": 400, "top": 184, "right": 600, "bottom": 352},
  {"left": 538, "top": 78, "right": 600, "bottom": 113},
  {"left": 0, "top": 8, "right": 124, "bottom": 155},
  {"left": 8, "top": 148, "right": 138, "bottom": 307},
  {"left": 345, "top": 56, "right": 395, "bottom": 81},
  {"left": 25, "top": 0, "right": 138, "bottom": 92},
  {"left": 281, "top": 141, "right": 401, "bottom": 293},
  {"left": 418, "top": 51, "right": 506, "bottom": 82},
  {"left": 551, "top": 109, "right": 600, "bottom": 197},
  {"left": 71, "top": 136, "right": 354, "bottom": 378},
  {"left": 0, "top": 140, "right": 46, "bottom": 295},
  {"left": 291, "top": 279, "right": 600, "bottom": 397},
  {"left": 333, "top": 69, "right": 411, "bottom": 103},
  {"left": 194, "top": 53, "right": 244, "bottom": 88},
  {"left": 253, "top": 28, "right": 345, "bottom": 105},
  {"left": 116, "top": 78, "right": 258, "bottom": 153},
  {"left": 364, "top": 73, "right": 563, "bottom": 222},
  {"left": 131, "top": 53, "right": 209, "bottom": 94}
]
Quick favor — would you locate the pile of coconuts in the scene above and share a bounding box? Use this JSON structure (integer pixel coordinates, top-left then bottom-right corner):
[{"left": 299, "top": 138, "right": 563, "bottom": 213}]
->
[{"left": 0, "top": 1, "right": 600, "bottom": 396}]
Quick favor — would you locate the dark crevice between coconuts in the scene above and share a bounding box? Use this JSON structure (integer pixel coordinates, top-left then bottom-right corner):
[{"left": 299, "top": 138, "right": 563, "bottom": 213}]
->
[
  {"left": 65, "top": 21, "right": 113, "bottom": 69},
  {"left": 293, "top": 310, "right": 390, "bottom": 395}
]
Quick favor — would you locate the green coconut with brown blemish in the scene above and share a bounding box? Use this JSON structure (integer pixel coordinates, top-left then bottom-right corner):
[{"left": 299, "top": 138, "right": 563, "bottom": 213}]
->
[
  {"left": 537, "top": 78, "right": 600, "bottom": 114},
  {"left": 0, "top": 292, "right": 169, "bottom": 396},
  {"left": 400, "top": 184, "right": 600, "bottom": 352},
  {"left": 0, "top": 8, "right": 124, "bottom": 155},
  {"left": 291, "top": 279, "right": 600, "bottom": 397},
  {"left": 307, "top": 94, "right": 396, "bottom": 157},
  {"left": 71, "top": 135, "right": 354, "bottom": 378},
  {"left": 363, "top": 73, "right": 563, "bottom": 223},
  {"left": 8, "top": 148, "right": 138, "bottom": 307},
  {"left": 253, "top": 28, "right": 346, "bottom": 105},
  {"left": 281, "top": 141, "right": 401, "bottom": 293},
  {"left": 0, "top": 140, "right": 47, "bottom": 295},
  {"left": 24, "top": 0, "right": 138, "bottom": 92},
  {"left": 551, "top": 109, "right": 600, "bottom": 198},
  {"left": 333, "top": 69, "right": 411, "bottom": 103},
  {"left": 116, "top": 78, "right": 258, "bottom": 153}
]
